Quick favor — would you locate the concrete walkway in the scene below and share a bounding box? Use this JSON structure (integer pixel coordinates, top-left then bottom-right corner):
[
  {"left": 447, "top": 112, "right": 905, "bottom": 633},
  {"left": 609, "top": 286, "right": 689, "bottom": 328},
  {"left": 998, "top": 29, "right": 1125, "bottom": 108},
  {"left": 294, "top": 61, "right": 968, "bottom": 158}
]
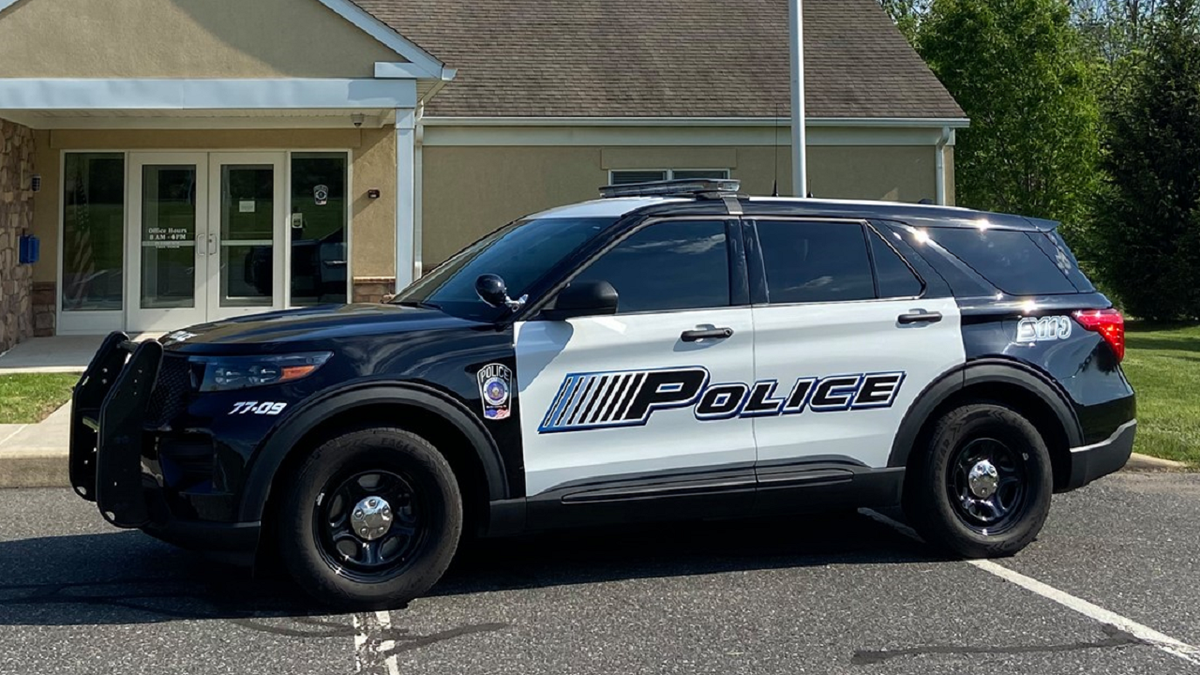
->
[
  {"left": 0, "top": 403, "right": 72, "bottom": 488},
  {"left": 0, "top": 335, "right": 101, "bottom": 373}
]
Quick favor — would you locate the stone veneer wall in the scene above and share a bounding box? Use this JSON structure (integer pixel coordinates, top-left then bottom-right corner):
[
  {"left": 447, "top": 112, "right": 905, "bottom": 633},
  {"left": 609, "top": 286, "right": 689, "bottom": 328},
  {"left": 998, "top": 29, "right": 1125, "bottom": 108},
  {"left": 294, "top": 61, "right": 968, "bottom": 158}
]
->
[
  {"left": 352, "top": 276, "right": 396, "bottom": 304},
  {"left": 0, "top": 120, "right": 34, "bottom": 352}
]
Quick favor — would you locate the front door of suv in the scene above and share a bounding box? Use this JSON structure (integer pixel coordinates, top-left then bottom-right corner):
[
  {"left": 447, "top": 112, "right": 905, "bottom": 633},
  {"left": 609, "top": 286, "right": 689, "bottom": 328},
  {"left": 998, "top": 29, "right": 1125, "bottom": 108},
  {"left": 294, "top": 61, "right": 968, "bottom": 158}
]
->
[
  {"left": 515, "top": 218, "right": 756, "bottom": 509},
  {"left": 745, "top": 218, "right": 966, "bottom": 474}
]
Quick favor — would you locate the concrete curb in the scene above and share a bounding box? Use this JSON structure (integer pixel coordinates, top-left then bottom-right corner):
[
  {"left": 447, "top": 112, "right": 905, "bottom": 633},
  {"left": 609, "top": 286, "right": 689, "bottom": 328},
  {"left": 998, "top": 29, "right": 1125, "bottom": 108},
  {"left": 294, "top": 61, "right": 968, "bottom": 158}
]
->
[
  {"left": 1125, "top": 452, "right": 1191, "bottom": 472},
  {"left": 0, "top": 450, "right": 1192, "bottom": 491},
  {"left": 0, "top": 450, "right": 69, "bottom": 489}
]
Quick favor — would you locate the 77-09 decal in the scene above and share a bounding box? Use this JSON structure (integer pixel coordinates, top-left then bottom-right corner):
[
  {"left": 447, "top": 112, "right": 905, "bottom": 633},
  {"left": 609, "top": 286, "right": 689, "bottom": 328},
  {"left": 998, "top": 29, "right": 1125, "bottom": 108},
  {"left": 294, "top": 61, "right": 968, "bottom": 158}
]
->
[
  {"left": 538, "top": 366, "right": 905, "bottom": 433},
  {"left": 229, "top": 401, "right": 288, "bottom": 416}
]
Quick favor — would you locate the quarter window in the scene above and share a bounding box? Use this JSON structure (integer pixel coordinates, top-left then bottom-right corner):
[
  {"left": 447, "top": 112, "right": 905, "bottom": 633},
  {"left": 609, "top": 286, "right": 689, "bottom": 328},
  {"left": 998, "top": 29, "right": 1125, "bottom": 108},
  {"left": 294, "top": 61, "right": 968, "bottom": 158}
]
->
[
  {"left": 869, "top": 228, "right": 924, "bottom": 298},
  {"left": 570, "top": 220, "right": 731, "bottom": 313},
  {"left": 756, "top": 220, "right": 875, "bottom": 304}
]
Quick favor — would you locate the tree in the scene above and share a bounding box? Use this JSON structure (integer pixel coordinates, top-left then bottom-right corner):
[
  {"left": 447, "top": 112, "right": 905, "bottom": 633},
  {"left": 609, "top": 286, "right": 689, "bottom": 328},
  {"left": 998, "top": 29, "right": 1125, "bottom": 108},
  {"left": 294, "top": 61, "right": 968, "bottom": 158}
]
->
[
  {"left": 918, "top": 0, "right": 1101, "bottom": 237},
  {"left": 878, "top": 0, "right": 932, "bottom": 41},
  {"left": 1090, "top": 0, "right": 1200, "bottom": 319}
]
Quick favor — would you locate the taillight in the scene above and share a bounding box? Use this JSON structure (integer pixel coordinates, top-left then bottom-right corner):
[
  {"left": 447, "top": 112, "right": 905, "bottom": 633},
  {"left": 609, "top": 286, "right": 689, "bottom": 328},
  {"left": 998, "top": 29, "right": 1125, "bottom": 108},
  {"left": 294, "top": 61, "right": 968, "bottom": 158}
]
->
[{"left": 1073, "top": 308, "right": 1125, "bottom": 361}]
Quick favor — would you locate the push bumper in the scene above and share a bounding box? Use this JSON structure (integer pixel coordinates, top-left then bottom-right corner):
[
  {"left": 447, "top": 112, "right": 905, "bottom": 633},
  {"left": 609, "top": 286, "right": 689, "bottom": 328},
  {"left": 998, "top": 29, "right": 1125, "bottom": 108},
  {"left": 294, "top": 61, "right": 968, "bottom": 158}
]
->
[
  {"left": 69, "top": 332, "right": 259, "bottom": 558},
  {"left": 1064, "top": 419, "right": 1137, "bottom": 491}
]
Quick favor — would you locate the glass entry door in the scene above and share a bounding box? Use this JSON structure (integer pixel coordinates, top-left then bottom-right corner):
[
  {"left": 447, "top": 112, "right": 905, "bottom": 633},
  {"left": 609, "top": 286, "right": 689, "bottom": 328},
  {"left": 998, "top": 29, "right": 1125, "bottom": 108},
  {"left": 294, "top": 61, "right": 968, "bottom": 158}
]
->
[{"left": 127, "top": 152, "right": 285, "bottom": 333}]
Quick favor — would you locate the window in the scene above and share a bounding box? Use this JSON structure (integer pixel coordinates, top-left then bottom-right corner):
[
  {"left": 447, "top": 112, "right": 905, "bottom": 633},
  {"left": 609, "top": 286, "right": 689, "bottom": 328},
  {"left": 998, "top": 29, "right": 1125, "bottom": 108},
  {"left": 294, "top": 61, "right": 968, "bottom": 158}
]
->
[
  {"left": 290, "top": 153, "right": 348, "bottom": 305},
  {"left": 869, "top": 228, "right": 924, "bottom": 298},
  {"left": 62, "top": 153, "right": 125, "bottom": 312},
  {"left": 756, "top": 220, "right": 875, "bottom": 304},
  {"left": 609, "top": 169, "right": 730, "bottom": 185},
  {"left": 932, "top": 228, "right": 1077, "bottom": 295},
  {"left": 571, "top": 220, "right": 730, "bottom": 313}
]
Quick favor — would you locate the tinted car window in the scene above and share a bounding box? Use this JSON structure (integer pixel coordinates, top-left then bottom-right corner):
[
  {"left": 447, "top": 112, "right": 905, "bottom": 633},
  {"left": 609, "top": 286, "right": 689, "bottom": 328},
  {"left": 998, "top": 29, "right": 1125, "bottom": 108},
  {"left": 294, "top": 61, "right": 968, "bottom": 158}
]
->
[
  {"left": 395, "top": 217, "right": 614, "bottom": 321},
  {"left": 869, "top": 228, "right": 924, "bottom": 298},
  {"left": 932, "top": 228, "right": 1077, "bottom": 295},
  {"left": 571, "top": 220, "right": 730, "bottom": 313},
  {"left": 757, "top": 220, "right": 875, "bottom": 304}
]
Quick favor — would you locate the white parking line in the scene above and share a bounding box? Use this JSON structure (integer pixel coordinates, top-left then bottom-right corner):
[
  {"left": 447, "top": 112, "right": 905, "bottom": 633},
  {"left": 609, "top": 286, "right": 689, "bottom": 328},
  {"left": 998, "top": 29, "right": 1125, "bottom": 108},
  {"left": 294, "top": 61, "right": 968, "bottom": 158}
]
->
[
  {"left": 375, "top": 610, "right": 401, "bottom": 675},
  {"left": 862, "top": 509, "right": 1200, "bottom": 667}
]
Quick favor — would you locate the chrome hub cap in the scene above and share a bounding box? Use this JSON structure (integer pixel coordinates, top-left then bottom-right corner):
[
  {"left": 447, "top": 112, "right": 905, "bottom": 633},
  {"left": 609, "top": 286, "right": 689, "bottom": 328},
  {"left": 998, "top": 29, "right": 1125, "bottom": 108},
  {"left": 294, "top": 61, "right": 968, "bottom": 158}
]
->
[
  {"left": 350, "top": 496, "right": 393, "bottom": 541},
  {"left": 967, "top": 459, "right": 1000, "bottom": 499}
]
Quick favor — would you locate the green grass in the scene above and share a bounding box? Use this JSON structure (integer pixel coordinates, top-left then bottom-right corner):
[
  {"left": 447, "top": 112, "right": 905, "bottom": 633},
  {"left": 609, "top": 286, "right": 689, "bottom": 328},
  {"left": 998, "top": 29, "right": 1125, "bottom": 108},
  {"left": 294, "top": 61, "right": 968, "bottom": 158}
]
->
[
  {"left": 1122, "top": 323, "right": 1200, "bottom": 466},
  {"left": 0, "top": 374, "right": 79, "bottom": 424}
]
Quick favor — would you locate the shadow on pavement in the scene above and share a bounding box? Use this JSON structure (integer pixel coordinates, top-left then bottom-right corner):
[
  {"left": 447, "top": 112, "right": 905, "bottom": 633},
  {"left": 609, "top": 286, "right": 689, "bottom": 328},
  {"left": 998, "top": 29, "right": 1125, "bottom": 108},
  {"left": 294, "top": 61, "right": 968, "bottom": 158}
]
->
[{"left": 0, "top": 509, "right": 939, "bottom": 627}]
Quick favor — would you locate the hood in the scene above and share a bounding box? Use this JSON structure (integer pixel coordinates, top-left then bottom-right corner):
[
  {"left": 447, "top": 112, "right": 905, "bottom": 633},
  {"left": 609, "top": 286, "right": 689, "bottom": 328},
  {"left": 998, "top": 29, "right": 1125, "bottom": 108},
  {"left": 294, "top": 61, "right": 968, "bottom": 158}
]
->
[{"left": 161, "top": 303, "right": 488, "bottom": 355}]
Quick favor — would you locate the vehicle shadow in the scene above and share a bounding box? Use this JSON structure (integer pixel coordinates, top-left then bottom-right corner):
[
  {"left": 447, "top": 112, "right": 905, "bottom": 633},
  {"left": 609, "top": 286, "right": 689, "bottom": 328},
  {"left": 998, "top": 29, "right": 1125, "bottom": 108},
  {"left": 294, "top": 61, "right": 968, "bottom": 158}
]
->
[{"left": 0, "top": 509, "right": 939, "bottom": 627}]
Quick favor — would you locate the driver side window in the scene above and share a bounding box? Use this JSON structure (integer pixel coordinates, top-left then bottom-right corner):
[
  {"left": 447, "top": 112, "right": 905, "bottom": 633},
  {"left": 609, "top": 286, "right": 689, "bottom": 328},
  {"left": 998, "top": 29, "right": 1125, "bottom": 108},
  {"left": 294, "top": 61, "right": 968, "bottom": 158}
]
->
[{"left": 569, "top": 220, "right": 731, "bottom": 314}]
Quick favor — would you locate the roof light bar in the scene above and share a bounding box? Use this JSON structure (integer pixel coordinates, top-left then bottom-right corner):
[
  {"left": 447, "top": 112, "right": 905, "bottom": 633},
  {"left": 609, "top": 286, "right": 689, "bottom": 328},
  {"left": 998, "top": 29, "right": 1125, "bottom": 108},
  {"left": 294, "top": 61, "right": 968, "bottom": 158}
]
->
[{"left": 599, "top": 178, "right": 742, "bottom": 200}]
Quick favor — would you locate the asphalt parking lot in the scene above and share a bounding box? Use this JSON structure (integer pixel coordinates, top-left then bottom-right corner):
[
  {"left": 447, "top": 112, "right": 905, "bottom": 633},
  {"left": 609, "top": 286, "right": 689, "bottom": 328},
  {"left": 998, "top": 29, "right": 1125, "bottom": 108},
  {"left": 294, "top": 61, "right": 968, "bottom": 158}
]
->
[{"left": 1, "top": 472, "right": 1198, "bottom": 675}]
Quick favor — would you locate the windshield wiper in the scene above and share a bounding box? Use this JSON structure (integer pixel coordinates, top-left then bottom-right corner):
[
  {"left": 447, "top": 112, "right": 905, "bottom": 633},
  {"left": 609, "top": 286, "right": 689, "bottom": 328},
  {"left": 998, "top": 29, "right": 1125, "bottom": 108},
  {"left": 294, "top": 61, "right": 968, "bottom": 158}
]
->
[{"left": 393, "top": 300, "right": 442, "bottom": 310}]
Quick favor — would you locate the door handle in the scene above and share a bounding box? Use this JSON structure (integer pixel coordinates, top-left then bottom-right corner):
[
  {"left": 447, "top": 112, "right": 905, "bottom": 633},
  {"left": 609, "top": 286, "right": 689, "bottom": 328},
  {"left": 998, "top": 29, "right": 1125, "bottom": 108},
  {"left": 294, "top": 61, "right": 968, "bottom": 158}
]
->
[
  {"left": 898, "top": 311, "right": 943, "bottom": 325},
  {"left": 681, "top": 327, "right": 734, "bottom": 342}
]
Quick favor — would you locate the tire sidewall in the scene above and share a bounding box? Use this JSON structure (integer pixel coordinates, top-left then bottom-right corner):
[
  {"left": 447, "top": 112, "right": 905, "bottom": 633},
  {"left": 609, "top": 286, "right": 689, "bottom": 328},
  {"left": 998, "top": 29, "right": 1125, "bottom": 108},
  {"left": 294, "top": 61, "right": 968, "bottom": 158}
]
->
[
  {"left": 279, "top": 428, "right": 462, "bottom": 608},
  {"left": 912, "top": 404, "right": 1054, "bottom": 557}
]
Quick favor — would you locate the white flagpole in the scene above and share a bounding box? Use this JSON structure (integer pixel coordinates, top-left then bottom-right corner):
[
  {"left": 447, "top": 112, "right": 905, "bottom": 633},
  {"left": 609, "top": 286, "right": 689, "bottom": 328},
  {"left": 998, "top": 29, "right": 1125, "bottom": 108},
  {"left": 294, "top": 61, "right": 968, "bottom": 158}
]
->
[{"left": 789, "top": 0, "right": 808, "bottom": 198}]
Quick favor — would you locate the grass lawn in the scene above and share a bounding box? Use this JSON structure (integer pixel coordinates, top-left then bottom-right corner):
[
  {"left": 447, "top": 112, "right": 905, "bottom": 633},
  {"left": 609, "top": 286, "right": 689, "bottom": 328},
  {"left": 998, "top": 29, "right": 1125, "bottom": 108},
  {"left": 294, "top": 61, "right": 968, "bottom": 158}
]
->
[
  {"left": 1122, "top": 323, "right": 1200, "bottom": 466},
  {"left": 0, "top": 373, "right": 79, "bottom": 424}
]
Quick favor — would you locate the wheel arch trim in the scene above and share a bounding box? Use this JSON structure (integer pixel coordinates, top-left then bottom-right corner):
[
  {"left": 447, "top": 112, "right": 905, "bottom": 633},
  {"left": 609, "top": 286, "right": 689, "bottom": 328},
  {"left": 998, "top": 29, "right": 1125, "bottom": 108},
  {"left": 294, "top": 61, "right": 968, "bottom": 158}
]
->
[
  {"left": 237, "top": 382, "right": 510, "bottom": 522},
  {"left": 888, "top": 359, "right": 1084, "bottom": 468}
]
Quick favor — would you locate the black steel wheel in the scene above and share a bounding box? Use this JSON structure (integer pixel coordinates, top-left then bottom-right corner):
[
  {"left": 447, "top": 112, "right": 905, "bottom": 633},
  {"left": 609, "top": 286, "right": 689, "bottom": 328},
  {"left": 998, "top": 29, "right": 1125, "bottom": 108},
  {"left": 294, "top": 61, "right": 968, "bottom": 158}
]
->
[
  {"left": 278, "top": 427, "right": 462, "bottom": 609},
  {"left": 904, "top": 403, "right": 1053, "bottom": 558},
  {"left": 315, "top": 469, "right": 427, "bottom": 583}
]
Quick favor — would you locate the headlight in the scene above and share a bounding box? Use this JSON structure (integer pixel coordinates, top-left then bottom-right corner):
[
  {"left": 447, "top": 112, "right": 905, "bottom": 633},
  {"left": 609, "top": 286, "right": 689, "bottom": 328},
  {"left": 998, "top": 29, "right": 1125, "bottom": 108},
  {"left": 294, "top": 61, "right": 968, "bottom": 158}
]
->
[{"left": 193, "top": 352, "right": 332, "bottom": 392}]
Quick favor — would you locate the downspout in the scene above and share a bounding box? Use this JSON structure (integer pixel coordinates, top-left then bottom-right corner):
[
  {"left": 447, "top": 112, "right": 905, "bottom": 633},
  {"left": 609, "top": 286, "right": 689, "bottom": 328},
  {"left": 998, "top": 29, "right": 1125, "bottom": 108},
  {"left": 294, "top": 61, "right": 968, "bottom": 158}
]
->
[
  {"left": 414, "top": 105, "right": 425, "bottom": 279},
  {"left": 935, "top": 126, "right": 952, "bottom": 206}
]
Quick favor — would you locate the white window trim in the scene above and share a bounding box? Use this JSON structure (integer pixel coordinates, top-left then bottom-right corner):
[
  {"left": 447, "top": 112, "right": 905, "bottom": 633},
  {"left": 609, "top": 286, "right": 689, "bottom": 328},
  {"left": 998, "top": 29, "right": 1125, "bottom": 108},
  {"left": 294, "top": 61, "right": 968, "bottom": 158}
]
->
[{"left": 608, "top": 169, "right": 731, "bottom": 186}]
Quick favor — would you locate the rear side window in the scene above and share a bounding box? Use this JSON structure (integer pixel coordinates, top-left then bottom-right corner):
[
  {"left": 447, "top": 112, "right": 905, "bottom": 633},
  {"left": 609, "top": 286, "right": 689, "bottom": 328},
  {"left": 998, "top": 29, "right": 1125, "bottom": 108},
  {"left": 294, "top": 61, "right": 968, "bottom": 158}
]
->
[
  {"left": 869, "top": 229, "right": 924, "bottom": 298},
  {"left": 931, "top": 228, "right": 1077, "bottom": 295},
  {"left": 756, "top": 220, "right": 875, "bottom": 303},
  {"left": 571, "top": 220, "right": 730, "bottom": 313}
]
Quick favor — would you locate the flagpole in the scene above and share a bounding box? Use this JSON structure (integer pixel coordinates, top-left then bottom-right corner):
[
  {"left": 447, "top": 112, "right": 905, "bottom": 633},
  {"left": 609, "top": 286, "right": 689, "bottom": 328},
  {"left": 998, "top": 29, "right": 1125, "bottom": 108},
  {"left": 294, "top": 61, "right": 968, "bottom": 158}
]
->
[{"left": 789, "top": 0, "right": 808, "bottom": 198}]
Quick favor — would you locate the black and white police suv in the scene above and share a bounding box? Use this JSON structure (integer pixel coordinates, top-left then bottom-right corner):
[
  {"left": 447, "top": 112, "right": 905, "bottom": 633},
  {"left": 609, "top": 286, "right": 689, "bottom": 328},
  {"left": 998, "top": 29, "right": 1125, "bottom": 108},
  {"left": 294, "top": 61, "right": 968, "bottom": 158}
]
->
[{"left": 69, "top": 179, "right": 1136, "bottom": 608}]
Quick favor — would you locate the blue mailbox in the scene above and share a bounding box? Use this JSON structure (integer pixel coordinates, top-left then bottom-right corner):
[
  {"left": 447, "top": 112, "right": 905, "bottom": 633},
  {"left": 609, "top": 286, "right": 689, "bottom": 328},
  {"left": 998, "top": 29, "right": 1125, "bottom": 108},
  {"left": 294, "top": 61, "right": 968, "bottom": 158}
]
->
[{"left": 18, "top": 234, "right": 39, "bottom": 265}]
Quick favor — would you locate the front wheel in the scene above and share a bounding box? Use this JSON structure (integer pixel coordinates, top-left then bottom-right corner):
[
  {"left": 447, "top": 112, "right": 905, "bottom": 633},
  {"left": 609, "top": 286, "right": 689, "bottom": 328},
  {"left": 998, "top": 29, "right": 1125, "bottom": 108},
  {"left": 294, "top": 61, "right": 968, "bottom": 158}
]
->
[
  {"left": 277, "top": 427, "right": 462, "bottom": 608},
  {"left": 904, "top": 403, "right": 1053, "bottom": 558}
]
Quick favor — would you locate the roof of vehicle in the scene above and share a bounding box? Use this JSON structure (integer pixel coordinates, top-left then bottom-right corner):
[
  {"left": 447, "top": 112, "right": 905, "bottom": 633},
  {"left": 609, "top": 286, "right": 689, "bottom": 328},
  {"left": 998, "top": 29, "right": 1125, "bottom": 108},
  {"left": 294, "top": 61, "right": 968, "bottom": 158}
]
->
[{"left": 529, "top": 196, "right": 1058, "bottom": 232}]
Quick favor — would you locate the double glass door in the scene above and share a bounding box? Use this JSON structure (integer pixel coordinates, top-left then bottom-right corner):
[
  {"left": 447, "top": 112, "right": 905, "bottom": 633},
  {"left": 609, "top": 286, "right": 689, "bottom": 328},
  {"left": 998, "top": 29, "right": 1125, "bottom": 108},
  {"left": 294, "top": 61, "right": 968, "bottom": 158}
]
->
[{"left": 127, "top": 152, "right": 285, "bottom": 332}]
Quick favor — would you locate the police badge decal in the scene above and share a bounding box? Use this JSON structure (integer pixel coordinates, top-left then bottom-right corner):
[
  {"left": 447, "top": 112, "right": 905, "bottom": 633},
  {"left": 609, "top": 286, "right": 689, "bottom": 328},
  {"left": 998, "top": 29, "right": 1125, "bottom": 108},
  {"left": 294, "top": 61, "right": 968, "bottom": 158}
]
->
[{"left": 477, "top": 363, "right": 512, "bottom": 421}]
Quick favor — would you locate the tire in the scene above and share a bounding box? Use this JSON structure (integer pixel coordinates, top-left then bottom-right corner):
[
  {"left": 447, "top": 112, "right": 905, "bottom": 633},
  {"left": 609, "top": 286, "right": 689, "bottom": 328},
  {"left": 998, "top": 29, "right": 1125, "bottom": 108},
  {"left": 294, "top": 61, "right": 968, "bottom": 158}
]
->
[
  {"left": 277, "top": 427, "right": 463, "bottom": 609},
  {"left": 903, "top": 403, "right": 1053, "bottom": 558}
]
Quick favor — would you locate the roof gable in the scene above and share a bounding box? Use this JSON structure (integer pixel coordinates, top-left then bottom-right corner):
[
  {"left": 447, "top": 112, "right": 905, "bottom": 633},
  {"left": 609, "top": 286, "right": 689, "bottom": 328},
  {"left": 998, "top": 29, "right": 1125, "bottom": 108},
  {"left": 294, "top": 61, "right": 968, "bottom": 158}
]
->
[
  {"left": 355, "top": 0, "right": 964, "bottom": 119},
  {"left": 0, "top": 0, "right": 444, "bottom": 79}
]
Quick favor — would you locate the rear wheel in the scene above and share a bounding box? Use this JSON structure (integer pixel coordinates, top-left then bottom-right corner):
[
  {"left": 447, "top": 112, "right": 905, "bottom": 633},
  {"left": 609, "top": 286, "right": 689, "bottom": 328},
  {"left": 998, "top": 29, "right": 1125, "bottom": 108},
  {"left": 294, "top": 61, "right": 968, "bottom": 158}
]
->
[
  {"left": 277, "top": 427, "right": 462, "bottom": 608},
  {"left": 904, "top": 403, "right": 1053, "bottom": 558}
]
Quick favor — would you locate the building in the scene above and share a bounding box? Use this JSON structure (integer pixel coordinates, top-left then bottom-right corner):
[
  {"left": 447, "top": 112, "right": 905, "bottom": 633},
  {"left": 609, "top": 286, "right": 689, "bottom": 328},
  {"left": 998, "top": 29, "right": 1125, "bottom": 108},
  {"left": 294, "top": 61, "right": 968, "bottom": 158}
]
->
[{"left": 0, "top": 0, "right": 965, "bottom": 346}]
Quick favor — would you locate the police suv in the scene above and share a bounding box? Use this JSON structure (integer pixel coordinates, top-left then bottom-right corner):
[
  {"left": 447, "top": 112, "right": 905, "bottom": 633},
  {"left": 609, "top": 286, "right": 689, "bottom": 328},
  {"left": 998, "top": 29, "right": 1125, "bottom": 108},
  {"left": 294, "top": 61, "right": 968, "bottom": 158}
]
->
[{"left": 69, "top": 179, "right": 1136, "bottom": 608}]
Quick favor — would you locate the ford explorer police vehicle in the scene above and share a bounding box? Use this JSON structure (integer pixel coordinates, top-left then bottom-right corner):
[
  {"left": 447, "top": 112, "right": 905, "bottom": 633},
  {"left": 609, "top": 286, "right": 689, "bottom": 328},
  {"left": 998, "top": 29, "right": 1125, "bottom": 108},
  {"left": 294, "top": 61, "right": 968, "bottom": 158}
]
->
[{"left": 69, "top": 179, "right": 1136, "bottom": 608}]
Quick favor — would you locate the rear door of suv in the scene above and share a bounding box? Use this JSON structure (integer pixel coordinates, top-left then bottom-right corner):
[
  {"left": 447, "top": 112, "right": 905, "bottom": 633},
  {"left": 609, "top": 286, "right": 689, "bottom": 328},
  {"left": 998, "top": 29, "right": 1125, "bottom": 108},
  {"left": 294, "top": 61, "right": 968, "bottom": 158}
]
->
[{"left": 744, "top": 217, "right": 966, "bottom": 480}]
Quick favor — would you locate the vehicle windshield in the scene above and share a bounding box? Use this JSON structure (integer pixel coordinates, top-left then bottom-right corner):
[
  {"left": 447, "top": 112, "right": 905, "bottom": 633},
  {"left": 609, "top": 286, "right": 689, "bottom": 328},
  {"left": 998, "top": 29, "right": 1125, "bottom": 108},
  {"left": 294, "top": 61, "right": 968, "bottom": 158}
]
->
[{"left": 393, "top": 216, "right": 616, "bottom": 321}]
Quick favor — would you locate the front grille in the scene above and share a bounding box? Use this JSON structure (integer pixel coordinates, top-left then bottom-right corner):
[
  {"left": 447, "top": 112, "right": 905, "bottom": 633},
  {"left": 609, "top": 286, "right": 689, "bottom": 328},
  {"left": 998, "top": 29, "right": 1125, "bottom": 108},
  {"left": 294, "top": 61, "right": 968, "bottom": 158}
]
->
[{"left": 145, "top": 354, "right": 194, "bottom": 428}]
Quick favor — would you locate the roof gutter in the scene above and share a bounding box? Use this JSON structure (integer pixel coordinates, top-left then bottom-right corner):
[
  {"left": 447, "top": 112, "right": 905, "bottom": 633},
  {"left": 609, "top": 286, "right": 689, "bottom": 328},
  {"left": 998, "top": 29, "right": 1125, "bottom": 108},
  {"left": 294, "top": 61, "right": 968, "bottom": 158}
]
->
[{"left": 419, "top": 116, "right": 971, "bottom": 128}]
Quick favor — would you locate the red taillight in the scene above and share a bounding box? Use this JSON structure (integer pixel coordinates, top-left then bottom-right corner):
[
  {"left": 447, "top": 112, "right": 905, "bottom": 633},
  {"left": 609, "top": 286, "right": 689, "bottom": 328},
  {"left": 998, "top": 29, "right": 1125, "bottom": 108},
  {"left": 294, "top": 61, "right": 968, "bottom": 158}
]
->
[{"left": 1073, "top": 308, "right": 1125, "bottom": 361}]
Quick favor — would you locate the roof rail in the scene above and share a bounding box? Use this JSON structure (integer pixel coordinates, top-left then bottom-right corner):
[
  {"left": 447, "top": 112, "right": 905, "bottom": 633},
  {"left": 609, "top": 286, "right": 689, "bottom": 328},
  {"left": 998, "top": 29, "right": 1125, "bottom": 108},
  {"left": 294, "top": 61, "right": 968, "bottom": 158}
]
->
[{"left": 599, "top": 178, "right": 741, "bottom": 200}]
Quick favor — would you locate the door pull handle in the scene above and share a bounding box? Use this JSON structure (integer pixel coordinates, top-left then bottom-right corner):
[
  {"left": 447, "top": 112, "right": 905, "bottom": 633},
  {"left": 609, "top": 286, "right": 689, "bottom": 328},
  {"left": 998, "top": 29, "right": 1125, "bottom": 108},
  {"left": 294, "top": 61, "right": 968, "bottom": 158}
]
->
[
  {"left": 681, "top": 327, "right": 734, "bottom": 342},
  {"left": 898, "top": 311, "right": 943, "bottom": 325}
]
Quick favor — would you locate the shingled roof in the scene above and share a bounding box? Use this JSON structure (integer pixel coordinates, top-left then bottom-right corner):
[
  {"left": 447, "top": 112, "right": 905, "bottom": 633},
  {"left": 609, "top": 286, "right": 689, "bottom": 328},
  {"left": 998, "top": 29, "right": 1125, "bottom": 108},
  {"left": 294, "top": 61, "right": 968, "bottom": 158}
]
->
[{"left": 353, "top": 0, "right": 965, "bottom": 120}]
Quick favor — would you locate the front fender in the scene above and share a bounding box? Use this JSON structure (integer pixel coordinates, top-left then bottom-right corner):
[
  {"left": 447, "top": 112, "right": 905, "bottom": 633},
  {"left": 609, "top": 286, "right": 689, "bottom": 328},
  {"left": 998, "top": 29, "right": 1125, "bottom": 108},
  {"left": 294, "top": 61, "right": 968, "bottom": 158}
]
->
[{"left": 235, "top": 381, "right": 510, "bottom": 522}]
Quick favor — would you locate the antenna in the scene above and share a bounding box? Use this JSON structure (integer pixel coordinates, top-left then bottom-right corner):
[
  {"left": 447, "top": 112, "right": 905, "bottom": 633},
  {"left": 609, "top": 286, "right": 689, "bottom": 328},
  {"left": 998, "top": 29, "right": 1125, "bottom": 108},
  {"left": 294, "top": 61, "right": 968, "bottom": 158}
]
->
[{"left": 772, "top": 103, "right": 780, "bottom": 197}]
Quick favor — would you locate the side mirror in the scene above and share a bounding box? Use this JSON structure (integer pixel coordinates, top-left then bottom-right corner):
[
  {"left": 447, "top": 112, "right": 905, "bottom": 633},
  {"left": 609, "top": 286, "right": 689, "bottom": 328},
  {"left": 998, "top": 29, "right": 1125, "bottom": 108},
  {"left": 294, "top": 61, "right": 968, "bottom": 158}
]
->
[
  {"left": 542, "top": 280, "right": 619, "bottom": 321},
  {"left": 475, "top": 274, "right": 527, "bottom": 312}
]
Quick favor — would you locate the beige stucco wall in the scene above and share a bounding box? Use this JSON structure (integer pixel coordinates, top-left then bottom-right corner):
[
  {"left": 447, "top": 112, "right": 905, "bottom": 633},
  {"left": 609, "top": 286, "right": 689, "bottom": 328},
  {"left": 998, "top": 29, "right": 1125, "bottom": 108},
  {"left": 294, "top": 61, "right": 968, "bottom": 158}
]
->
[
  {"left": 0, "top": 0, "right": 400, "bottom": 78},
  {"left": 30, "top": 127, "right": 397, "bottom": 284},
  {"left": 421, "top": 144, "right": 946, "bottom": 268}
]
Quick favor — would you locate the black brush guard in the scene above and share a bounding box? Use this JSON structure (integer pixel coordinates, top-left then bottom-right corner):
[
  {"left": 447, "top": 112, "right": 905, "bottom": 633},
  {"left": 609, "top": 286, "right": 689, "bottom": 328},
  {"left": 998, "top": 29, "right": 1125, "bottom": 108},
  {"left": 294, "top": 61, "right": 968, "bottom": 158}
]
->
[{"left": 69, "top": 331, "right": 164, "bottom": 528}]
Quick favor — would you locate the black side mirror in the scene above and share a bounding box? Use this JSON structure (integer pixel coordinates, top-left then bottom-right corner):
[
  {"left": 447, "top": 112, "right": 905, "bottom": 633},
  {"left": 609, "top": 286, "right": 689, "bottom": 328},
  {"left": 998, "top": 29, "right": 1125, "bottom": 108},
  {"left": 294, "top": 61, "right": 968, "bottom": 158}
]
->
[
  {"left": 542, "top": 280, "right": 619, "bottom": 321},
  {"left": 475, "top": 274, "right": 527, "bottom": 312}
]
